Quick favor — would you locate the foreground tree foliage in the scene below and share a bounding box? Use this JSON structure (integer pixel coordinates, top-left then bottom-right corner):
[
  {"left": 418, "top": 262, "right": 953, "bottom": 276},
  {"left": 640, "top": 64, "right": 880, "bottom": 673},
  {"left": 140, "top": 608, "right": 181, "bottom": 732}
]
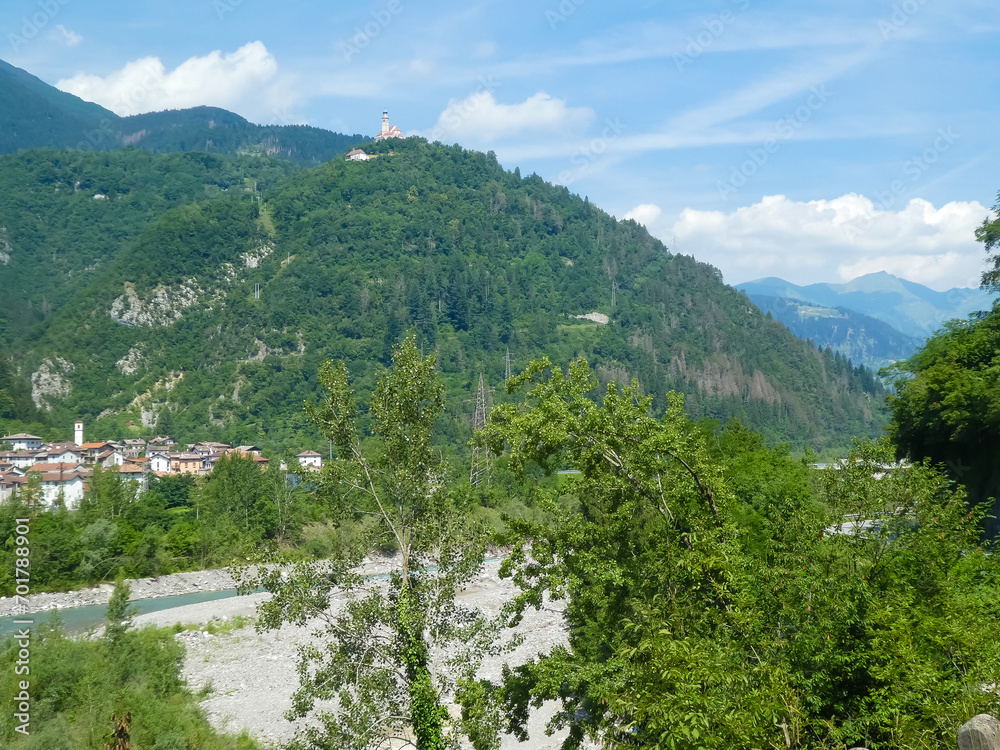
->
[
  {"left": 885, "top": 304, "right": 1000, "bottom": 537},
  {"left": 477, "top": 357, "right": 1000, "bottom": 750},
  {"left": 234, "top": 334, "right": 505, "bottom": 750}
]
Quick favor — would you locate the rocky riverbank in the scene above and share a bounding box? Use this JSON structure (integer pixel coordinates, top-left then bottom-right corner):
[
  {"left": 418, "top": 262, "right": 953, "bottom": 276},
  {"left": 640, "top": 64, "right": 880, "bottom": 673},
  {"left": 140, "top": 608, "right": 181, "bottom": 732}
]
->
[
  {"left": 0, "top": 554, "right": 407, "bottom": 618},
  {"left": 0, "top": 568, "right": 239, "bottom": 618}
]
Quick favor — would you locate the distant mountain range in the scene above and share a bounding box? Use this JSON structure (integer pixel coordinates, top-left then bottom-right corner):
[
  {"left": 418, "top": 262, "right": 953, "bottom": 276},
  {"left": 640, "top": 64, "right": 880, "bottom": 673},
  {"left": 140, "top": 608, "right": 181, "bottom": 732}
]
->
[
  {"left": 0, "top": 58, "right": 367, "bottom": 166},
  {"left": 738, "top": 272, "right": 997, "bottom": 370}
]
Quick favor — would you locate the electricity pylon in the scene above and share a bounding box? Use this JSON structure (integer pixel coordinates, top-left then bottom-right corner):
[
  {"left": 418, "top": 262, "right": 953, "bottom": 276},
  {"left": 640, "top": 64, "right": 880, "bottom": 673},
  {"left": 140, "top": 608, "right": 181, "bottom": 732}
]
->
[{"left": 470, "top": 373, "right": 492, "bottom": 486}]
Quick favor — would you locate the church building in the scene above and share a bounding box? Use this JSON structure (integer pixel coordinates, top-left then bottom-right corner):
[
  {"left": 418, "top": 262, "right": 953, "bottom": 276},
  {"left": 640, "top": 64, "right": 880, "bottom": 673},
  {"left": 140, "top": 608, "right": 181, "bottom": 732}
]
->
[{"left": 374, "top": 110, "right": 403, "bottom": 141}]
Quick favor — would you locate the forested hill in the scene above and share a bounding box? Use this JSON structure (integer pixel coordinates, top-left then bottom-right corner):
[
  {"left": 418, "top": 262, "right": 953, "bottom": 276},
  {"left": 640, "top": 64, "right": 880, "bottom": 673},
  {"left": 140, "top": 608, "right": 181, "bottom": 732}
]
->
[
  {"left": 0, "top": 148, "right": 301, "bottom": 345},
  {"left": 3, "top": 137, "right": 885, "bottom": 452},
  {"left": 0, "top": 58, "right": 366, "bottom": 165}
]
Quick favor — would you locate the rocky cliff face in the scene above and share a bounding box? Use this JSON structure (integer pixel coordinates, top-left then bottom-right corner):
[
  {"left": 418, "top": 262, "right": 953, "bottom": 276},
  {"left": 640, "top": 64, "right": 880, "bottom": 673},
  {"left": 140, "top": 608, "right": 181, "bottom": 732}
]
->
[
  {"left": 0, "top": 226, "right": 11, "bottom": 265},
  {"left": 110, "top": 280, "right": 204, "bottom": 327},
  {"left": 31, "top": 357, "right": 74, "bottom": 410},
  {"left": 115, "top": 346, "right": 147, "bottom": 375}
]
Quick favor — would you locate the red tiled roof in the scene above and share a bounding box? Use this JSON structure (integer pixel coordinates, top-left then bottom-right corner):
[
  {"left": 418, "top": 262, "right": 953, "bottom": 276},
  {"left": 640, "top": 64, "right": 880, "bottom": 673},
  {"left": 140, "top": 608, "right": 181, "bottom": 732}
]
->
[{"left": 27, "top": 462, "right": 83, "bottom": 473}]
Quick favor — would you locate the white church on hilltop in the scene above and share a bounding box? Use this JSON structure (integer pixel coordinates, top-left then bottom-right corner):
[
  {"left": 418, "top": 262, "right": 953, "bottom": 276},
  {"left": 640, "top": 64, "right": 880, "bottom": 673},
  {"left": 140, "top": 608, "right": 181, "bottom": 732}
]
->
[{"left": 374, "top": 110, "right": 403, "bottom": 141}]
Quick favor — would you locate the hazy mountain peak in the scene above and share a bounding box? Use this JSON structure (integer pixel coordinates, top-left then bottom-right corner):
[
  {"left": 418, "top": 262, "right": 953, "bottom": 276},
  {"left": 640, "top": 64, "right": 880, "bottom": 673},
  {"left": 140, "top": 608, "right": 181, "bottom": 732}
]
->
[{"left": 738, "top": 273, "right": 996, "bottom": 339}]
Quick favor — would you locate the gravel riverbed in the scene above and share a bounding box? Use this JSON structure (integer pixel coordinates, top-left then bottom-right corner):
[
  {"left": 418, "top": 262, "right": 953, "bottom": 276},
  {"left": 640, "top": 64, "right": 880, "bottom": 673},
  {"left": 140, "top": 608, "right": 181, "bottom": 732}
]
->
[{"left": 20, "top": 558, "right": 571, "bottom": 748}]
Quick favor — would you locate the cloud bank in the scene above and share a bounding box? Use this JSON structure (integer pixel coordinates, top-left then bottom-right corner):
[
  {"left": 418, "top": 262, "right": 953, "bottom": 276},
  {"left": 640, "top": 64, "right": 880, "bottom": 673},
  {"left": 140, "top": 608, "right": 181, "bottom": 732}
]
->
[
  {"left": 56, "top": 41, "right": 298, "bottom": 123},
  {"left": 629, "top": 194, "right": 991, "bottom": 291}
]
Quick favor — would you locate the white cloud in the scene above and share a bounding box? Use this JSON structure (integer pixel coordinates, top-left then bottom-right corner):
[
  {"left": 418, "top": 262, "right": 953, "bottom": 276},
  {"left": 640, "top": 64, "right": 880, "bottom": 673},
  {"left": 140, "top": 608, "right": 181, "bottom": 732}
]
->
[
  {"left": 624, "top": 203, "right": 662, "bottom": 227},
  {"left": 422, "top": 91, "right": 595, "bottom": 143},
  {"left": 666, "top": 194, "right": 990, "bottom": 291},
  {"left": 55, "top": 41, "right": 299, "bottom": 123},
  {"left": 49, "top": 25, "right": 82, "bottom": 47}
]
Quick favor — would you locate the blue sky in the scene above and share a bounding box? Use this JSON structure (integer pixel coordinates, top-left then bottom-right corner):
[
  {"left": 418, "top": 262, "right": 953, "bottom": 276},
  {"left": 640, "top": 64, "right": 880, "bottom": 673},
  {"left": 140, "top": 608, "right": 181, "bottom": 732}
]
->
[{"left": 4, "top": 0, "right": 998, "bottom": 290}]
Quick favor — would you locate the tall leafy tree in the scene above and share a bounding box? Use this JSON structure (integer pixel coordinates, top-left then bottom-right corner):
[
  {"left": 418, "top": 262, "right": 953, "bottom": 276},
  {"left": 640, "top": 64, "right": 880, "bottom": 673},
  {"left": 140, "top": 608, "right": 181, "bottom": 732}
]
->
[
  {"left": 234, "top": 333, "right": 503, "bottom": 750},
  {"left": 885, "top": 307, "right": 1000, "bottom": 537}
]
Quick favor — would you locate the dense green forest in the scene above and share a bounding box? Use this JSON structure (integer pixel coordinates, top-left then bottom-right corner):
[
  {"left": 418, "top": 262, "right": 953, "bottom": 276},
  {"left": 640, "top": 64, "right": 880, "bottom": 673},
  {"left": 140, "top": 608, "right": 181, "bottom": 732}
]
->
[
  {"left": 119, "top": 106, "right": 369, "bottom": 166},
  {"left": 0, "top": 148, "right": 299, "bottom": 344},
  {"left": 4, "top": 138, "right": 884, "bottom": 454}
]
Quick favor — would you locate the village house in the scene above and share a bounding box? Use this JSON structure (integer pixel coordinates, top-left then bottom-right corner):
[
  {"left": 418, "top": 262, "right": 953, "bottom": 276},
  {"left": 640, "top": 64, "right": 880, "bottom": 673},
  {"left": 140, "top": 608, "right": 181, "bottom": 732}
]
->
[
  {"left": 346, "top": 148, "right": 370, "bottom": 161},
  {"left": 297, "top": 450, "right": 323, "bottom": 470},
  {"left": 95, "top": 448, "right": 127, "bottom": 469},
  {"left": 25, "top": 462, "right": 89, "bottom": 509},
  {"left": 43, "top": 442, "right": 83, "bottom": 464},
  {"left": 170, "top": 452, "right": 204, "bottom": 475},
  {"left": 191, "top": 441, "right": 231, "bottom": 456},
  {"left": 0, "top": 450, "right": 40, "bottom": 470},
  {"left": 27, "top": 461, "right": 86, "bottom": 476},
  {"left": 148, "top": 453, "right": 171, "bottom": 474},
  {"left": 78, "top": 441, "right": 116, "bottom": 465},
  {"left": 0, "top": 472, "right": 26, "bottom": 501},
  {"left": 227, "top": 447, "right": 269, "bottom": 470},
  {"left": 117, "top": 463, "right": 149, "bottom": 491},
  {"left": 2, "top": 433, "right": 43, "bottom": 451},
  {"left": 38, "top": 471, "right": 86, "bottom": 509}
]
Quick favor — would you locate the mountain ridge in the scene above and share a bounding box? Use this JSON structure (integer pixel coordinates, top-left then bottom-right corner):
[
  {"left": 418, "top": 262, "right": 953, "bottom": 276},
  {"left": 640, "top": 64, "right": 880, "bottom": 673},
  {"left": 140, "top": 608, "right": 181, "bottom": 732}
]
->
[
  {"left": 737, "top": 272, "right": 996, "bottom": 339},
  {"left": 0, "top": 58, "right": 367, "bottom": 166}
]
